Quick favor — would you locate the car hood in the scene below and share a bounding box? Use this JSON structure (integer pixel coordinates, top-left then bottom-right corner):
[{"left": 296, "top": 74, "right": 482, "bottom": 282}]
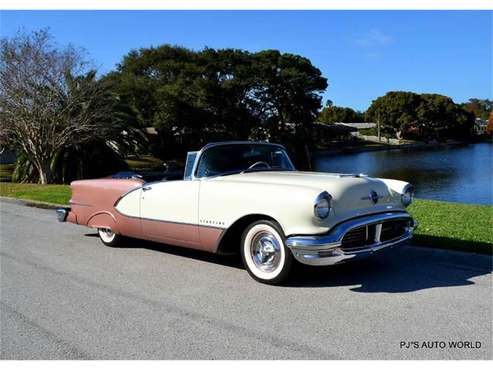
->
[{"left": 212, "top": 171, "right": 402, "bottom": 217}]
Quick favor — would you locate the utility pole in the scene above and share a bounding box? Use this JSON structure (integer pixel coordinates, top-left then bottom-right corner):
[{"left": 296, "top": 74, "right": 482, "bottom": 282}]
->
[{"left": 377, "top": 111, "right": 381, "bottom": 142}]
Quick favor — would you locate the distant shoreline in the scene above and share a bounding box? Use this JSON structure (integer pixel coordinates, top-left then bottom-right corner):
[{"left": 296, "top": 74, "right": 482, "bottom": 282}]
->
[{"left": 311, "top": 140, "right": 489, "bottom": 157}]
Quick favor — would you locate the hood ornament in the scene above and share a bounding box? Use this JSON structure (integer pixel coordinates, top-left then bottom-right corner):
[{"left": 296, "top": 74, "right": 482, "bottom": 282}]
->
[
  {"left": 338, "top": 173, "right": 368, "bottom": 178},
  {"left": 361, "top": 190, "right": 380, "bottom": 204}
]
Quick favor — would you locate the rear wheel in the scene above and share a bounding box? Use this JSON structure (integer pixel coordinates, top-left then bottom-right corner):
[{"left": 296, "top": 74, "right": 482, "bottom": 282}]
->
[
  {"left": 97, "top": 228, "right": 122, "bottom": 247},
  {"left": 240, "top": 220, "right": 293, "bottom": 285}
]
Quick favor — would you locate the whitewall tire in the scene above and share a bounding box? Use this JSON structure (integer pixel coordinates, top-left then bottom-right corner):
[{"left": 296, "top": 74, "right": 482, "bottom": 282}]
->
[
  {"left": 97, "top": 228, "right": 122, "bottom": 247},
  {"left": 240, "top": 220, "right": 293, "bottom": 284}
]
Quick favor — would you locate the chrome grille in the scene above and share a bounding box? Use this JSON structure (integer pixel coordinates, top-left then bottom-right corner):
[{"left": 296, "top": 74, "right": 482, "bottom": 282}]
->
[
  {"left": 380, "top": 220, "right": 409, "bottom": 242},
  {"left": 341, "top": 224, "right": 376, "bottom": 251},
  {"left": 341, "top": 219, "right": 410, "bottom": 252}
]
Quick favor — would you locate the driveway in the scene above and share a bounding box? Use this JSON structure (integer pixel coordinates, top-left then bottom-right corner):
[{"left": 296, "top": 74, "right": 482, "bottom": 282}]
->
[{"left": 1, "top": 200, "right": 491, "bottom": 359}]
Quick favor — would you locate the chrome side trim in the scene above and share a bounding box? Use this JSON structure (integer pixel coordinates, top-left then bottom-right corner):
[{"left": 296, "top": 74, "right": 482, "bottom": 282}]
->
[
  {"left": 113, "top": 207, "right": 226, "bottom": 230},
  {"left": 113, "top": 186, "right": 142, "bottom": 208},
  {"left": 69, "top": 201, "right": 92, "bottom": 207},
  {"left": 140, "top": 216, "right": 226, "bottom": 230}
]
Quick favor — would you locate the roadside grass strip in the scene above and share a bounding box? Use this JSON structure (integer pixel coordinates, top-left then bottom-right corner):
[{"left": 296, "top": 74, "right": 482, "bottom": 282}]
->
[{"left": 0, "top": 182, "right": 491, "bottom": 254}]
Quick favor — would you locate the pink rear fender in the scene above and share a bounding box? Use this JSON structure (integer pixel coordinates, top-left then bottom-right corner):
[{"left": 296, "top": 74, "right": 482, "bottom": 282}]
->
[{"left": 69, "top": 178, "right": 143, "bottom": 236}]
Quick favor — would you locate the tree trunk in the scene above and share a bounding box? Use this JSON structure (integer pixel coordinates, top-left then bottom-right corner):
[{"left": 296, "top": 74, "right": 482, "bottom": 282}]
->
[{"left": 36, "top": 160, "right": 53, "bottom": 184}]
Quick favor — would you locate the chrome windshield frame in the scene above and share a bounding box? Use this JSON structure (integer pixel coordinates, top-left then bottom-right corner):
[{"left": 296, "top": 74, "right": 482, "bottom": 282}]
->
[{"left": 186, "top": 141, "right": 296, "bottom": 181}]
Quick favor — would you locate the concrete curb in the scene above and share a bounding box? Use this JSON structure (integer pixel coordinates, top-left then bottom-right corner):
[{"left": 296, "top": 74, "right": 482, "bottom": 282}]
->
[{"left": 0, "top": 196, "right": 66, "bottom": 210}]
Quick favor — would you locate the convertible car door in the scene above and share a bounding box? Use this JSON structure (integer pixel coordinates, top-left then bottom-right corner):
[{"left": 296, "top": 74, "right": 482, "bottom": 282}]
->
[{"left": 139, "top": 180, "right": 200, "bottom": 246}]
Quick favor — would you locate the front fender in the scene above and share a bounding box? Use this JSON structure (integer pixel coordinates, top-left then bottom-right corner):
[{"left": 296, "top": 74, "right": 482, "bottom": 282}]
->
[
  {"left": 199, "top": 180, "right": 323, "bottom": 236},
  {"left": 379, "top": 178, "right": 413, "bottom": 199}
]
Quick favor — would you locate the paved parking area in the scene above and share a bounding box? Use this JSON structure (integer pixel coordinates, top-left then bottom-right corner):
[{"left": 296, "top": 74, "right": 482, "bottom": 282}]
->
[{"left": 1, "top": 200, "right": 491, "bottom": 359}]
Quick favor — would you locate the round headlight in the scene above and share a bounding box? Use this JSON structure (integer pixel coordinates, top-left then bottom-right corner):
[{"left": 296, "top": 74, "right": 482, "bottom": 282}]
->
[
  {"left": 401, "top": 185, "right": 414, "bottom": 207},
  {"left": 314, "top": 192, "right": 332, "bottom": 219}
]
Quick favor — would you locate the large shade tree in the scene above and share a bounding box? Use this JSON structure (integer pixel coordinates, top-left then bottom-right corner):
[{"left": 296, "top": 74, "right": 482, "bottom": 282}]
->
[
  {"left": 249, "top": 50, "right": 327, "bottom": 136},
  {"left": 416, "top": 94, "right": 474, "bottom": 139},
  {"left": 0, "top": 30, "right": 144, "bottom": 183},
  {"left": 317, "top": 102, "right": 365, "bottom": 124},
  {"left": 461, "top": 98, "right": 493, "bottom": 120},
  {"left": 365, "top": 91, "right": 421, "bottom": 138},
  {"left": 105, "top": 45, "right": 327, "bottom": 159},
  {"left": 366, "top": 91, "right": 474, "bottom": 140}
]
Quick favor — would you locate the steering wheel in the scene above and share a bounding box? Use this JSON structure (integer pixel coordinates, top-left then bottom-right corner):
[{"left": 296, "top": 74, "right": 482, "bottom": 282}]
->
[{"left": 246, "top": 161, "right": 271, "bottom": 171}]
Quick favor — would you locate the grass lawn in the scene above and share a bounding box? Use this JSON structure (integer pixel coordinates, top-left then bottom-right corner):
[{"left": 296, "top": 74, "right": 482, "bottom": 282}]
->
[
  {"left": 409, "top": 199, "right": 492, "bottom": 254},
  {"left": 0, "top": 183, "right": 71, "bottom": 205},
  {"left": 0, "top": 183, "right": 491, "bottom": 254}
]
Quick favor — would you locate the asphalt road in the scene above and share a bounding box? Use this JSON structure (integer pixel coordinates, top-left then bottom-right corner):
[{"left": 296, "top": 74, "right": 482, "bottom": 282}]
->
[{"left": 1, "top": 199, "right": 492, "bottom": 360}]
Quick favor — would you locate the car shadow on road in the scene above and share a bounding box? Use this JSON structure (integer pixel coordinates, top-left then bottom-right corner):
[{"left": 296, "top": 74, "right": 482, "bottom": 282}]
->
[
  {"left": 84, "top": 233, "right": 492, "bottom": 293},
  {"left": 84, "top": 233, "right": 244, "bottom": 269},
  {"left": 288, "top": 246, "right": 492, "bottom": 293}
]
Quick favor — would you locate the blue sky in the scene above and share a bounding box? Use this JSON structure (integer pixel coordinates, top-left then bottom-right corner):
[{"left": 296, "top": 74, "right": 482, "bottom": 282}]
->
[{"left": 1, "top": 10, "right": 491, "bottom": 111}]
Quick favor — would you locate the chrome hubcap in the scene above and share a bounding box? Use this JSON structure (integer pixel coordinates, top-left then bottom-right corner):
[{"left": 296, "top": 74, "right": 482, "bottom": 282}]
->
[
  {"left": 101, "top": 229, "right": 113, "bottom": 237},
  {"left": 250, "top": 232, "right": 281, "bottom": 272},
  {"left": 99, "top": 228, "right": 115, "bottom": 242}
]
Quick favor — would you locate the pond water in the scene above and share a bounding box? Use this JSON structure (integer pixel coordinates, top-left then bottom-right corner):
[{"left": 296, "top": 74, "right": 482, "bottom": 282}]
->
[{"left": 313, "top": 143, "right": 493, "bottom": 205}]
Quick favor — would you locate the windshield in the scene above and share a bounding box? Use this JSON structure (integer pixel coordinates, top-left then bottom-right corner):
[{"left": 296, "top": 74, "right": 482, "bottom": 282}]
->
[{"left": 195, "top": 144, "right": 295, "bottom": 178}]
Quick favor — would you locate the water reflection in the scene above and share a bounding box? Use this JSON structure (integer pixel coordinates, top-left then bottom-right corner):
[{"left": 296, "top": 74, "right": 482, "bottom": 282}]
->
[{"left": 313, "top": 143, "right": 493, "bottom": 205}]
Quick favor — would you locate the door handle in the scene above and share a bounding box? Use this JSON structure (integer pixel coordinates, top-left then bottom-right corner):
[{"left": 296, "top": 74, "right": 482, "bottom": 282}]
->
[{"left": 142, "top": 186, "right": 152, "bottom": 192}]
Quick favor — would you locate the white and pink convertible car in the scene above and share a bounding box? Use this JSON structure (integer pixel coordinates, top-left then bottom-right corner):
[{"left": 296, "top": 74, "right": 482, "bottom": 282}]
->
[{"left": 57, "top": 141, "right": 416, "bottom": 284}]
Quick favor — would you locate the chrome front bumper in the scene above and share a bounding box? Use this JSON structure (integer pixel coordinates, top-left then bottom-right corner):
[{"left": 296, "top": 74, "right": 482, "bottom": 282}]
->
[{"left": 286, "top": 212, "right": 416, "bottom": 266}]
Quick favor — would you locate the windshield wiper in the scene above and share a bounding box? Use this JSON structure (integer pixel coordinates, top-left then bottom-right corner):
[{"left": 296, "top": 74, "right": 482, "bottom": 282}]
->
[
  {"left": 241, "top": 167, "right": 291, "bottom": 174},
  {"left": 213, "top": 167, "right": 291, "bottom": 178},
  {"left": 241, "top": 168, "right": 271, "bottom": 174},
  {"left": 214, "top": 170, "right": 244, "bottom": 177}
]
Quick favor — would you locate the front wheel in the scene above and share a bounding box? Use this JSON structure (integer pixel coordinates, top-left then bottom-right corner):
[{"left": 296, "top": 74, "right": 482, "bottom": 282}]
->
[
  {"left": 97, "top": 228, "right": 123, "bottom": 247},
  {"left": 240, "top": 220, "right": 293, "bottom": 285}
]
